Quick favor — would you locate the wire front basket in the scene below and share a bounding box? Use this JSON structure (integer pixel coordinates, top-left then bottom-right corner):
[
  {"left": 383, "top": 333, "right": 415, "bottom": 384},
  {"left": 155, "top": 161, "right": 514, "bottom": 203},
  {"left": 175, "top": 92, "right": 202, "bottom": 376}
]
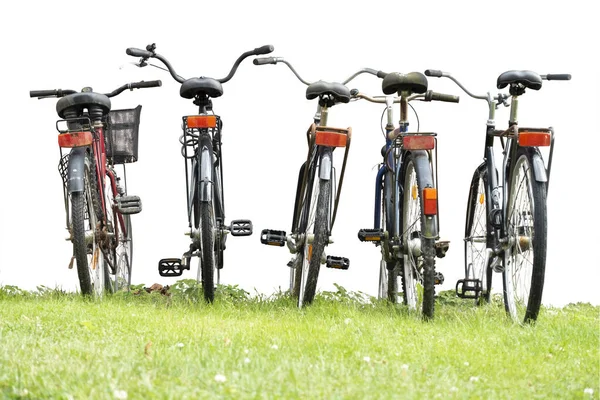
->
[{"left": 105, "top": 105, "right": 142, "bottom": 164}]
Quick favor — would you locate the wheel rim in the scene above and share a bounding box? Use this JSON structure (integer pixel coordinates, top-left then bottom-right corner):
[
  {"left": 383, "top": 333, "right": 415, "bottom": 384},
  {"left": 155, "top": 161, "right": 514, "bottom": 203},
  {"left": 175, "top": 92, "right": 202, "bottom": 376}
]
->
[
  {"left": 466, "top": 175, "right": 489, "bottom": 294},
  {"left": 402, "top": 160, "right": 421, "bottom": 311},
  {"left": 84, "top": 172, "right": 104, "bottom": 298},
  {"left": 298, "top": 165, "right": 320, "bottom": 308},
  {"left": 505, "top": 156, "right": 535, "bottom": 322},
  {"left": 115, "top": 215, "right": 132, "bottom": 291}
]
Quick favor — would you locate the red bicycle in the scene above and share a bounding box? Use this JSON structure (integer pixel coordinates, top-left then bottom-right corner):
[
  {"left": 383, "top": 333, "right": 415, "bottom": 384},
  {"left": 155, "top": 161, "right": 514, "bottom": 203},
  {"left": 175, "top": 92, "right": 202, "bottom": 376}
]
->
[{"left": 30, "top": 79, "right": 161, "bottom": 296}]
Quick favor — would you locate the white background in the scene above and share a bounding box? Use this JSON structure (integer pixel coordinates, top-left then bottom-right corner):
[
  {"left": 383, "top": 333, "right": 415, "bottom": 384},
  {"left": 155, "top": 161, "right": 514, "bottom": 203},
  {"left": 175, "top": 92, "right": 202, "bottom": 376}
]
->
[{"left": 1, "top": 0, "right": 598, "bottom": 307}]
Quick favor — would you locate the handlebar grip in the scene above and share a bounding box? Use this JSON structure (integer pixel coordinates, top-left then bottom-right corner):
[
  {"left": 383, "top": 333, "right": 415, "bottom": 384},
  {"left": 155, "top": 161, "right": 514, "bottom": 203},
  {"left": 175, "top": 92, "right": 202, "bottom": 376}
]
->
[
  {"left": 253, "top": 57, "right": 277, "bottom": 65},
  {"left": 126, "top": 47, "right": 154, "bottom": 58},
  {"left": 430, "top": 91, "right": 459, "bottom": 103},
  {"left": 131, "top": 80, "right": 162, "bottom": 89},
  {"left": 30, "top": 89, "right": 57, "bottom": 98},
  {"left": 253, "top": 45, "right": 274, "bottom": 55},
  {"left": 376, "top": 70, "right": 388, "bottom": 79},
  {"left": 545, "top": 74, "right": 571, "bottom": 81},
  {"left": 424, "top": 69, "right": 443, "bottom": 78}
]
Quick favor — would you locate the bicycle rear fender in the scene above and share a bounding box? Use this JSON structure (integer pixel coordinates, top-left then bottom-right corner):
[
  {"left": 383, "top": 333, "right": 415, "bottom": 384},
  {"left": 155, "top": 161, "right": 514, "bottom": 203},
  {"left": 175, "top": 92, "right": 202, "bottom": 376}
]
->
[
  {"left": 199, "top": 143, "right": 213, "bottom": 202},
  {"left": 318, "top": 148, "right": 332, "bottom": 180},
  {"left": 67, "top": 147, "right": 86, "bottom": 194},
  {"left": 531, "top": 151, "right": 548, "bottom": 182},
  {"left": 410, "top": 150, "right": 439, "bottom": 239}
]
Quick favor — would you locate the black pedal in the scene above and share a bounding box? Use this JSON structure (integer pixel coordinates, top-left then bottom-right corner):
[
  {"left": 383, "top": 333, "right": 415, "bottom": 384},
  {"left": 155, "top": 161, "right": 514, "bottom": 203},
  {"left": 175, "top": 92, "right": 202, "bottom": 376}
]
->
[
  {"left": 435, "top": 241, "right": 450, "bottom": 258},
  {"left": 326, "top": 255, "right": 350, "bottom": 270},
  {"left": 230, "top": 219, "right": 253, "bottom": 236},
  {"left": 455, "top": 278, "right": 482, "bottom": 299},
  {"left": 116, "top": 195, "right": 142, "bottom": 215},
  {"left": 434, "top": 271, "right": 445, "bottom": 285},
  {"left": 158, "top": 258, "right": 189, "bottom": 277},
  {"left": 358, "top": 229, "right": 384, "bottom": 242},
  {"left": 260, "top": 229, "right": 286, "bottom": 246}
]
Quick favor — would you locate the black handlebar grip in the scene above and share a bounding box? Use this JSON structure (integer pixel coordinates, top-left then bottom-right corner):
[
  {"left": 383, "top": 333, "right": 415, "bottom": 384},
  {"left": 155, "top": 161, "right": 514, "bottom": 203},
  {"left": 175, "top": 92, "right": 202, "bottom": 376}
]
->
[
  {"left": 431, "top": 92, "right": 459, "bottom": 103},
  {"left": 131, "top": 80, "right": 162, "bottom": 89},
  {"left": 126, "top": 47, "right": 154, "bottom": 58},
  {"left": 376, "top": 70, "right": 388, "bottom": 79},
  {"left": 253, "top": 45, "right": 274, "bottom": 55},
  {"left": 253, "top": 57, "right": 277, "bottom": 65},
  {"left": 545, "top": 74, "right": 571, "bottom": 81},
  {"left": 424, "top": 69, "right": 443, "bottom": 78},
  {"left": 30, "top": 89, "right": 57, "bottom": 98}
]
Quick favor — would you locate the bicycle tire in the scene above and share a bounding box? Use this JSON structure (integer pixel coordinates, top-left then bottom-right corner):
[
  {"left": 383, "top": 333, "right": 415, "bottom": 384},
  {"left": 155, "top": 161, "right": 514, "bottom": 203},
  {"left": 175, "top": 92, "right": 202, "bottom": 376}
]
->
[
  {"left": 71, "top": 154, "right": 105, "bottom": 297},
  {"left": 195, "top": 134, "right": 216, "bottom": 303},
  {"left": 400, "top": 151, "right": 436, "bottom": 319},
  {"left": 503, "top": 147, "right": 547, "bottom": 323},
  {"left": 379, "top": 169, "right": 399, "bottom": 303},
  {"left": 464, "top": 163, "right": 493, "bottom": 304},
  {"left": 114, "top": 214, "right": 132, "bottom": 292}
]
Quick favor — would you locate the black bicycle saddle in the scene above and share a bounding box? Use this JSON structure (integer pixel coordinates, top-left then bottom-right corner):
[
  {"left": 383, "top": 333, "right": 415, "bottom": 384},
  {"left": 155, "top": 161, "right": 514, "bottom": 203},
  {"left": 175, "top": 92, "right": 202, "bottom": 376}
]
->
[
  {"left": 382, "top": 72, "right": 428, "bottom": 95},
  {"left": 306, "top": 81, "right": 351, "bottom": 104},
  {"left": 180, "top": 77, "right": 224, "bottom": 99},
  {"left": 56, "top": 92, "right": 111, "bottom": 119},
  {"left": 497, "top": 70, "right": 542, "bottom": 90}
]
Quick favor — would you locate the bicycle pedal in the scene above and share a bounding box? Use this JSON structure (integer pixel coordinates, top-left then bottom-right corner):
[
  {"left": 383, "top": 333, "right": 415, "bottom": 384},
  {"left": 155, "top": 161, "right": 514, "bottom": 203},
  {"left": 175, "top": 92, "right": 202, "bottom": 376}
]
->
[
  {"left": 116, "top": 195, "right": 142, "bottom": 215},
  {"left": 358, "top": 229, "right": 384, "bottom": 242},
  {"left": 158, "top": 258, "right": 189, "bottom": 277},
  {"left": 435, "top": 240, "right": 450, "bottom": 258},
  {"left": 434, "top": 271, "right": 445, "bottom": 285},
  {"left": 326, "top": 255, "right": 350, "bottom": 270},
  {"left": 455, "top": 278, "right": 482, "bottom": 299},
  {"left": 260, "top": 229, "right": 286, "bottom": 246},
  {"left": 230, "top": 219, "right": 253, "bottom": 236}
]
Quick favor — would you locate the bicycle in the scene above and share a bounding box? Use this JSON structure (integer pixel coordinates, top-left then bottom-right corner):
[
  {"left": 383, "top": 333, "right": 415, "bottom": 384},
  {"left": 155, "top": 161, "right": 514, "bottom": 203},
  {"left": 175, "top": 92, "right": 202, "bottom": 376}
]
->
[
  {"left": 256, "top": 56, "right": 391, "bottom": 307},
  {"left": 30, "top": 79, "right": 161, "bottom": 296},
  {"left": 352, "top": 72, "right": 459, "bottom": 319},
  {"left": 425, "top": 69, "right": 571, "bottom": 323},
  {"left": 126, "top": 43, "right": 273, "bottom": 302}
]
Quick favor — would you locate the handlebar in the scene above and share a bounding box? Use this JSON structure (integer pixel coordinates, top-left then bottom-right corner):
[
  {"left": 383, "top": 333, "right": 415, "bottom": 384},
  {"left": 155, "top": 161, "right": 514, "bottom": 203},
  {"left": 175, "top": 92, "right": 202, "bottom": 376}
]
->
[
  {"left": 543, "top": 74, "right": 572, "bottom": 81},
  {"left": 29, "top": 80, "right": 162, "bottom": 99},
  {"left": 253, "top": 56, "right": 387, "bottom": 86},
  {"left": 127, "top": 43, "right": 275, "bottom": 84},
  {"left": 352, "top": 89, "right": 459, "bottom": 104}
]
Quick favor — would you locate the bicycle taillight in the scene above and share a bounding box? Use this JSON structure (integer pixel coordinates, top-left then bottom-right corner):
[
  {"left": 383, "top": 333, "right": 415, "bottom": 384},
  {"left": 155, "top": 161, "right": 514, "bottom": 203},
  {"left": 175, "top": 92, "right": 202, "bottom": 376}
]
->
[{"left": 57, "top": 131, "right": 93, "bottom": 148}]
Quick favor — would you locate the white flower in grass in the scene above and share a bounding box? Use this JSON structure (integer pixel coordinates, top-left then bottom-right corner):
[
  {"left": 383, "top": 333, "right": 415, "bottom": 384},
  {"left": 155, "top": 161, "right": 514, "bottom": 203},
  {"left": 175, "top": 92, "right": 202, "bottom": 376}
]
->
[
  {"left": 214, "top": 374, "right": 227, "bottom": 383},
  {"left": 363, "top": 356, "right": 371, "bottom": 363},
  {"left": 344, "top": 318, "right": 352, "bottom": 325},
  {"left": 244, "top": 348, "right": 250, "bottom": 354},
  {"left": 584, "top": 388, "right": 594, "bottom": 396},
  {"left": 271, "top": 344, "right": 279, "bottom": 350},
  {"left": 176, "top": 343, "right": 184, "bottom": 348},
  {"left": 470, "top": 376, "right": 479, "bottom": 382},
  {"left": 450, "top": 387, "right": 458, "bottom": 393},
  {"left": 401, "top": 364, "right": 409, "bottom": 371},
  {"left": 464, "top": 361, "right": 469, "bottom": 367},
  {"left": 113, "top": 389, "right": 128, "bottom": 399},
  {"left": 244, "top": 357, "right": 251, "bottom": 364}
]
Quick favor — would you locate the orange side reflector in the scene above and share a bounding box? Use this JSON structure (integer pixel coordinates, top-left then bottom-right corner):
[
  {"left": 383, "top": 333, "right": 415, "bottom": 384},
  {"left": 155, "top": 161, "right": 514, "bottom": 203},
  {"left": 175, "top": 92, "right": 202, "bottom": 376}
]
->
[
  {"left": 187, "top": 115, "right": 217, "bottom": 129},
  {"left": 479, "top": 193, "right": 485, "bottom": 205},
  {"left": 57, "top": 131, "right": 93, "bottom": 148},
  {"left": 403, "top": 135, "right": 435, "bottom": 150},
  {"left": 519, "top": 131, "right": 551, "bottom": 147},
  {"left": 423, "top": 188, "right": 437, "bottom": 215},
  {"left": 315, "top": 131, "right": 347, "bottom": 147}
]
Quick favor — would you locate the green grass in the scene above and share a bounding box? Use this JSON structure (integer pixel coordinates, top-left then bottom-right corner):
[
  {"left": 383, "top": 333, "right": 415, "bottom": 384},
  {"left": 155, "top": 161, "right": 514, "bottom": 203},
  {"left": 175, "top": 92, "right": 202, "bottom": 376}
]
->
[{"left": 0, "top": 283, "right": 598, "bottom": 399}]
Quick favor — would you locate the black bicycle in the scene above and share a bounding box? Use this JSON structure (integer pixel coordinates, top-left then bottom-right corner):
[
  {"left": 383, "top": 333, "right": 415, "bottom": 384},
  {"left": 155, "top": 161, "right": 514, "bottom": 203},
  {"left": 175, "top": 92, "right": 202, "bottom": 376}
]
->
[
  {"left": 126, "top": 43, "right": 273, "bottom": 302},
  {"left": 426, "top": 69, "right": 570, "bottom": 323},
  {"left": 30, "top": 80, "right": 161, "bottom": 296},
  {"left": 256, "top": 56, "right": 392, "bottom": 307},
  {"left": 353, "top": 72, "right": 458, "bottom": 319}
]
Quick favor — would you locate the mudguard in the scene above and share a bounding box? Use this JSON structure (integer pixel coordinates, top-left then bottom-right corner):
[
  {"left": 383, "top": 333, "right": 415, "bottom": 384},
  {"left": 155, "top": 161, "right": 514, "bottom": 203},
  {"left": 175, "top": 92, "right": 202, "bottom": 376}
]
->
[
  {"left": 410, "top": 150, "right": 438, "bottom": 239},
  {"left": 67, "top": 147, "right": 86, "bottom": 194},
  {"left": 199, "top": 141, "right": 213, "bottom": 202}
]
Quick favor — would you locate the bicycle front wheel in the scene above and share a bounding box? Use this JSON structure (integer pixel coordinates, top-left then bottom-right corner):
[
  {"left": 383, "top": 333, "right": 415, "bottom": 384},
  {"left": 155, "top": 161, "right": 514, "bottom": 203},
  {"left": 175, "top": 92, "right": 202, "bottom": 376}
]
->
[
  {"left": 71, "top": 154, "right": 105, "bottom": 297},
  {"left": 464, "top": 164, "right": 493, "bottom": 303},
  {"left": 503, "top": 147, "right": 547, "bottom": 323},
  {"left": 400, "top": 152, "right": 436, "bottom": 319}
]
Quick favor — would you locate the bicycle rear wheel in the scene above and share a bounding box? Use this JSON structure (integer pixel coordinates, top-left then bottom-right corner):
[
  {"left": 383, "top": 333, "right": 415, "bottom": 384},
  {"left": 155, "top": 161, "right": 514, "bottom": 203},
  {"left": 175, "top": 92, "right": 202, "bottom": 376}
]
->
[
  {"left": 464, "top": 164, "right": 493, "bottom": 303},
  {"left": 400, "top": 152, "right": 436, "bottom": 319},
  {"left": 71, "top": 154, "right": 105, "bottom": 297},
  {"left": 503, "top": 147, "right": 547, "bottom": 323}
]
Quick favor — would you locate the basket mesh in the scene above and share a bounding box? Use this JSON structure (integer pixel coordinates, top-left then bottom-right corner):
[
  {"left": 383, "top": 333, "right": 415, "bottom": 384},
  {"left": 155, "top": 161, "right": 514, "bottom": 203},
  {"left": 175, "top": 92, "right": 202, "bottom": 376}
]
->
[{"left": 105, "top": 105, "right": 142, "bottom": 164}]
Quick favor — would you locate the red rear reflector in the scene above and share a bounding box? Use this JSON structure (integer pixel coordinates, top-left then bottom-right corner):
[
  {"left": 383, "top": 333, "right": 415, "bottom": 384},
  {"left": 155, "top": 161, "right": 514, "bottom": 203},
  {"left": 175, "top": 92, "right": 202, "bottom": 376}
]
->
[
  {"left": 187, "top": 115, "right": 217, "bottom": 128},
  {"left": 519, "top": 131, "right": 550, "bottom": 147},
  {"left": 57, "top": 131, "right": 93, "bottom": 148},
  {"left": 423, "top": 188, "right": 437, "bottom": 215},
  {"left": 403, "top": 135, "right": 434, "bottom": 150},
  {"left": 315, "top": 131, "right": 347, "bottom": 147}
]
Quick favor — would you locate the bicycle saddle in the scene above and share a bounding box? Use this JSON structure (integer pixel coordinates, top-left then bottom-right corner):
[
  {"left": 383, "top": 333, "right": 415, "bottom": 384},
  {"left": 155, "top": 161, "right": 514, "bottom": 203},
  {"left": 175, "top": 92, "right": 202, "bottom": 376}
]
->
[
  {"left": 497, "top": 70, "right": 542, "bottom": 90},
  {"left": 56, "top": 92, "right": 111, "bottom": 119},
  {"left": 306, "top": 81, "right": 351, "bottom": 104},
  {"left": 180, "top": 77, "right": 224, "bottom": 99},
  {"left": 382, "top": 72, "right": 428, "bottom": 95}
]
